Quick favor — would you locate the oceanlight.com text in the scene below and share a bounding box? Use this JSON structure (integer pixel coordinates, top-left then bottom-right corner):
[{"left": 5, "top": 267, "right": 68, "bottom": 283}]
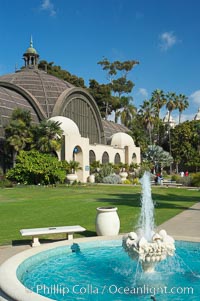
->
[{"left": 34, "top": 283, "right": 194, "bottom": 296}]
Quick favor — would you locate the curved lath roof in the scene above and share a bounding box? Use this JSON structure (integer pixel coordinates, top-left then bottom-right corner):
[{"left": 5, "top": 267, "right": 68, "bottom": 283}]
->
[{"left": 0, "top": 69, "right": 73, "bottom": 118}]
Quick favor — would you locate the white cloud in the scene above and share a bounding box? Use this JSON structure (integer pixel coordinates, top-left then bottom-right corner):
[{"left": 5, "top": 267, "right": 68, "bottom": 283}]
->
[
  {"left": 137, "top": 88, "right": 148, "bottom": 98},
  {"left": 41, "top": 0, "right": 56, "bottom": 16},
  {"left": 190, "top": 90, "right": 200, "bottom": 105},
  {"left": 161, "top": 111, "right": 194, "bottom": 123},
  {"left": 173, "top": 113, "right": 194, "bottom": 123},
  {"left": 180, "top": 113, "right": 195, "bottom": 122},
  {"left": 159, "top": 31, "right": 177, "bottom": 51}
]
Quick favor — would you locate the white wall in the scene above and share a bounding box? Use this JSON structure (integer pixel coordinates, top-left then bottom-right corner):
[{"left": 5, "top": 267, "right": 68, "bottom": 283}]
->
[{"left": 57, "top": 135, "right": 141, "bottom": 183}]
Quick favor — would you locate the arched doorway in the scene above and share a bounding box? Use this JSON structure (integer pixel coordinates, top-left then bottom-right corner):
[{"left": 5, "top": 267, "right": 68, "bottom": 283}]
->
[
  {"left": 114, "top": 153, "right": 121, "bottom": 164},
  {"left": 89, "top": 150, "right": 96, "bottom": 165},
  {"left": 102, "top": 151, "right": 109, "bottom": 164},
  {"left": 73, "top": 145, "right": 83, "bottom": 181}
]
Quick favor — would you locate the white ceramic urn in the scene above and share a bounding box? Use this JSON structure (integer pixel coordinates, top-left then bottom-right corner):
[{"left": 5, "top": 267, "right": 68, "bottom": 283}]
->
[
  {"left": 95, "top": 207, "right": 120, "bottom": 236},
  {"left": 88, "top": 174, "right": 95, "bottom": 183},
  {"left": 66, "top": 174, "right": 78, "bottom": 184},
  {"left": 119, "top": 171, "right": 128, "bottom": 182}
]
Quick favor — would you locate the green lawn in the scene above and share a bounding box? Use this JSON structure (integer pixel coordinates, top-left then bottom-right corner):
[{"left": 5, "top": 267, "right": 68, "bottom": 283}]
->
[{"left": 0, "top": 184, "right": 199, "bottom": 245}]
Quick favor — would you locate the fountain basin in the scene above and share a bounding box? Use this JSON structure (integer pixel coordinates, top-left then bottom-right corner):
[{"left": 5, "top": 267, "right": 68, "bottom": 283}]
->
[{"left": 0, "top": 237, "right": 200, "bottom": 301}]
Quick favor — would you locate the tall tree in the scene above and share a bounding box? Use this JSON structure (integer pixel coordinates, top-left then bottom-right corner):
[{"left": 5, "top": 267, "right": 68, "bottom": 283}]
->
[
  {"left": 150, "top": 89, "right": 166, "bottom": 143},
  {"left": 33, "top": 120, "right": 63, "bottom": 154},
  {"left": 38, "top": 60, "right": 85, "bottom": 88},
  {"left": 129, "top": 115, "right": 149, "bottom": 153},
  {"left": 4, "top": 109, "right": 33, "bottom": 165},
  {"left": 151, "top": 89, "right": 166, "bottom": 118},
  {"left": 165, "top": 92, "right": 177, "bottom": 173},
  {"left": 175, "top": 94, "right": 189, "bottom": 124},
  {"left": 171, "top": 120, "right": 200, "bottom": 172},
  {"left": 138, "top": 100, "right": 156, "bottom": 145},
  {"left": 166, "top": 92, "right": 177, "bottom": 122},
  {"left": 97, "top": 58, "right": 139, "bottom": 120},
  {"left": 116, "top": 96, "right": 136, "bottom": 127},
  {"left": 88, "top": 79, "right": 112, "bottom": 118}
]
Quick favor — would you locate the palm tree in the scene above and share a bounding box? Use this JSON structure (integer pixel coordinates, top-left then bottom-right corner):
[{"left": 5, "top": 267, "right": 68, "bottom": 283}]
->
[
  {"left": 150, "top": 89, "right": 166, "bottom": 143},
  {"left": 166, "top": 92, "right": 177, "bottom": 122},
  {"left": 165, "top": 92, "right": 177, "bottom": 173},
  {"left": 175, "top": 94, "right": 189, "bottom": 124},
  {"left": 151, "top": 89, "right": 166, "bottom": 118},
  {"left": 68, "top": 160, "right": 82, "bottom": 174},
  {"left": 143, "top": 145, "right": 173, "bottom": 174},
  {"left": 116, "top": 96, "right": 136, "bottom": 127},
  {"left": 34, "top": 120, "right": 63, "bottom": 153},
  {"left": 4, "top": 109, "right": 33, "bottom": 165},
  {"left": 139, "top": 100, "right": 156, "bottom": 145}
]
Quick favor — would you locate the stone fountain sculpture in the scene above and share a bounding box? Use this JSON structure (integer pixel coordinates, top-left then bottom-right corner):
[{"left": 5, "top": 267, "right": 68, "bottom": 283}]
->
[{"left": 122, "top": 171, "right": 175, "bottom": 273}]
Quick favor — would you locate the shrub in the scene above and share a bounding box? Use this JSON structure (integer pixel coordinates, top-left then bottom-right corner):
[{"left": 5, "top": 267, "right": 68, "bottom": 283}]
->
[
  {"left": 95, "top": 164, "right": 113, "bottom": 183},
  {"left": 133, "top": 177, "right": 140, "bottom": 185},
  {"left": 123, "top": 179, "right": 132, "bottom": 184},
  {"left": 102, "top": 174, "right": 122, "bottom": 184},
  {"left": 191, "top": 173, "right": 200, "bottom": 187},
  {"left": 176, "top": 176, "right": 192, "bottom": 187},
  {"left": 171, "top": 174, "right": 180, "bottom": 182},
  {"left": 0, "top": 178, "right": 13, "bottom": 188},
  {"left": 6, "top": 150, "right": 66, "bottom": 185}
]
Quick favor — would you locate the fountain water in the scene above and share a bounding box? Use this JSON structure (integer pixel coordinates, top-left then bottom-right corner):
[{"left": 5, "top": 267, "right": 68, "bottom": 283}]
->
[{"left": 122, "top": 171, "right": 175, "bottom": 273}]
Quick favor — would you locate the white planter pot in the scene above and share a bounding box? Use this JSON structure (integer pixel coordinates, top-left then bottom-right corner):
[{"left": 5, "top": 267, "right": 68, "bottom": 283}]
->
[
  {"left": 95, "top": 207, "right": 120, "bottom": 236},
  {"left": 88, "top": 174, "right": 95, "bottom": 183},
  {"left": 66, "top": 173, "right": 78, "bottom": 184},
  {"left": 119, "top": 171, "right": 128, "bottom": 182}
]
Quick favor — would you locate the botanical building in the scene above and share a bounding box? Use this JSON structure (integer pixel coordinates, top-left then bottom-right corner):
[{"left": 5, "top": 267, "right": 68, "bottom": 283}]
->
[{"left": 0, "top": 39, "right": 140, "bottom": 182}]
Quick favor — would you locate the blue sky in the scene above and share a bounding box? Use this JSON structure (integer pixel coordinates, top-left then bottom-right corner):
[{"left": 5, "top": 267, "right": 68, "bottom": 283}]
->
[{"left": 0, "top": 0, "right": 200, "bottom": 122}]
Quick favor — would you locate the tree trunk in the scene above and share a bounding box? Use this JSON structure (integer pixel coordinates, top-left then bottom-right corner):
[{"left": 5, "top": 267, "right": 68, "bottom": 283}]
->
[
  {"left": 176, "top": 162, "right": 179, "bottom": 174},
  {"left": 13, "top": 150, "right": 17, "bottom": 167},
  {"left": 105, "top": 102, "right": 108, "bottom": 120},
  {"left": 168, "top": 112, "right": 173, "bottom": 174}
]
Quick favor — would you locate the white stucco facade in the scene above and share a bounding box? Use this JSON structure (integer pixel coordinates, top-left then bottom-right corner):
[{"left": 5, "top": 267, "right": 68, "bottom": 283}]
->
[{"left": 49, "top": 116, "right": 141, "bottom": 183}]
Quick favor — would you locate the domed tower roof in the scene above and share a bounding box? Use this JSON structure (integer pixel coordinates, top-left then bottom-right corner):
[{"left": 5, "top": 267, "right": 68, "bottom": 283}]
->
[
  {"left": 163, "top": 111, "right": 176, "bottom": 128},
  {"left": 111, "top": 132, "right": 135, "bottom": 148},
  {"left": 25, "top": 47, "right": 38, "bottom": 55},
  {"left": 48, "top": 116, "right": 80, "bottom": 137},
  {"left": 23, "top": 37, "right": 39, "bottom": 68},
  {"left": 25, "top": 36, "right": 38, "bottom": 54}
]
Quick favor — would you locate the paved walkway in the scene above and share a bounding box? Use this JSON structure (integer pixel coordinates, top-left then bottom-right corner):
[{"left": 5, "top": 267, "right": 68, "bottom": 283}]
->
[
  {"left": 0, "top": 244, "right": 31, "bottom": 265},
  {"left": 156, "top": 201, "right": 200, "bottom": 242}
]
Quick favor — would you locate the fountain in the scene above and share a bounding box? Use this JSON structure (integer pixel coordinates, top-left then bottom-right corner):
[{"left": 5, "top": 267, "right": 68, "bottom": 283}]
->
[{"left": 122, "top": 171, "right": 175, "bottom": 273}]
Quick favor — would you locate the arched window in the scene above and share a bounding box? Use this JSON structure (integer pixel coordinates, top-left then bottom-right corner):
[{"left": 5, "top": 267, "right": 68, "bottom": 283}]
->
[
  {"left": 89, "top": 150, "right": 96, "bottom": 165},
  {"left": 114, "top": 153, "right": 121, "bottom": 164},
  {"left": 73, "top": 145, "right": 82, "bottom": 160},
  {"left": 132, "top": 152, "right": 137, "bottom": 162},
  {"left": 102, "top": 152, "right": 109, "bottom": 164}
]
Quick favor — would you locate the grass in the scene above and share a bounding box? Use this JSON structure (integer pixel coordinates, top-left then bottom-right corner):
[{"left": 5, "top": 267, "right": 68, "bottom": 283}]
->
[{"left": 0, "top": 184, "right": 199, "bottom": 245}]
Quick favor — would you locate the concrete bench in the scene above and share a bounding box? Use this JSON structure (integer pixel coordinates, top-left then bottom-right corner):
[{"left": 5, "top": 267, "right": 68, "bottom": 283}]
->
[
  {"left": 151, "top": 180, "right": 183, "bottom": 187},
  {"left": 20, "top": 225, "right": 86, "bottom": 247}
]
